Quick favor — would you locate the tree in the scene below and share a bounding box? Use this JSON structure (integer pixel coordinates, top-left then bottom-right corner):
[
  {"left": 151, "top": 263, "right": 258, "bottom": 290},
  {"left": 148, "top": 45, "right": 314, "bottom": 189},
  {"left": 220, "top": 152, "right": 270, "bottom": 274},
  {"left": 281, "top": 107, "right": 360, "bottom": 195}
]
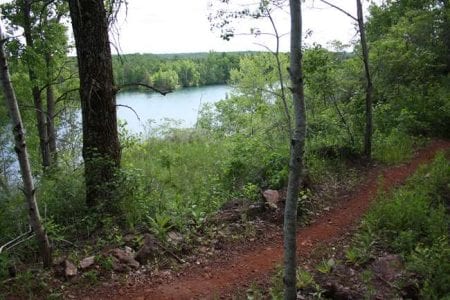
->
[
  {"left": 320, "top": 0, "right": 373, "bottom": 158},
  {"left": 283, "top": 0, "right": 306, "bottom": 298},
  {"left": 68, "top": 0, "right": 121, "bottom": 210},
  {"left": 0, "top": 25, "right": 52, "bottom": 268},
  {"left": 1, "top": 0, "right": 70, "bottom": 169},
  {"left": 356, "top": 0, "right": 373, "bottom": 159}
]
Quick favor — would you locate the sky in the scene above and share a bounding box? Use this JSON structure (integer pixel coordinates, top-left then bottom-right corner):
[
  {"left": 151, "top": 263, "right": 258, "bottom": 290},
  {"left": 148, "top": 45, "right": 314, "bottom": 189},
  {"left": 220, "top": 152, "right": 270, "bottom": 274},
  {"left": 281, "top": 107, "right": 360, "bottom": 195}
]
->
[
  {"left": 113, "top": 0, "right": 364, "bottom": 54},
  {"left": 0, "top": 0, "right": 373, "bottom": 54}
]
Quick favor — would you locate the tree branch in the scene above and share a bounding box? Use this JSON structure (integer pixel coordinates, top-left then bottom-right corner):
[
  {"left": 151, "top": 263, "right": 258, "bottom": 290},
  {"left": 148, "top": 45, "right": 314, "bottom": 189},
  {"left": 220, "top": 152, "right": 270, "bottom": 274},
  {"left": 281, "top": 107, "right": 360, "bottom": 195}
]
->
[
  {"left": 319, "top": 0, "right": 357, "bottom": 21},
  {"left": 116, "top": 104, "right": 141, "bottom": 122},
  {"left": 117, "top": 83, "right": 172, "bottom": 95}
]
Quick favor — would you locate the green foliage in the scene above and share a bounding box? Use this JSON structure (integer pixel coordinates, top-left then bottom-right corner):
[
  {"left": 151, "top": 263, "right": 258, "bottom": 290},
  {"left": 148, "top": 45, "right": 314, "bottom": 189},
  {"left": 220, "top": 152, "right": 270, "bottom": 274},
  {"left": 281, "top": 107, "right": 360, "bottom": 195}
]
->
[
  {"left": 150, "top": 69, "right": 179, "bottom": 91},
  {"left": 37, "top": 167, "right": 86, "bottom": 235},
  {"left": 0, "top": 253, "right": 9, "bottom": 280},
  {"left": 349, "top": 153, "right": 450, "bottom": 297},
  {"left": 407, "top": 236, "right": 450, "bottom": 298},
  {"left": 147, "top": 214, "right": 174, "bottom": 242},
  {"left": 316, "top": 258, "right": 336, "bottom": 274},
  {"left": 373, "top": 128, "right": 414, "bottom": 164},
  {"left": 296, "top": 268, "right": 316, "bottom": 289},
  {"left": 363, "top": 153, "right": 449, "bottom": 254},
  {"left": 113, "top": 51, "right": 242, "bottom": 89}
]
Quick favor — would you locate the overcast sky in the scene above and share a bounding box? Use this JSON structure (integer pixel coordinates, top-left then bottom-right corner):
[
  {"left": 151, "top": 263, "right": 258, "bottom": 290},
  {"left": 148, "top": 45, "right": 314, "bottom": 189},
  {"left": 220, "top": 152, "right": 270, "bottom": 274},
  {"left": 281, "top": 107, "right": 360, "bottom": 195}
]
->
[{"left": 0, "top": 0, "right": 372, "bottom": 54}]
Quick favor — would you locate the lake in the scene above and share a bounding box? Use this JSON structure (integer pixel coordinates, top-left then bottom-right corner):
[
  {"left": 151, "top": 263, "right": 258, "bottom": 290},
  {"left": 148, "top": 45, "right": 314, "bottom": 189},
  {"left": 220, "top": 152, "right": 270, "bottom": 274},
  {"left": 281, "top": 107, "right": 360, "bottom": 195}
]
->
[{"left": 116, "top": 85, "right": 231, "bottom": 134}]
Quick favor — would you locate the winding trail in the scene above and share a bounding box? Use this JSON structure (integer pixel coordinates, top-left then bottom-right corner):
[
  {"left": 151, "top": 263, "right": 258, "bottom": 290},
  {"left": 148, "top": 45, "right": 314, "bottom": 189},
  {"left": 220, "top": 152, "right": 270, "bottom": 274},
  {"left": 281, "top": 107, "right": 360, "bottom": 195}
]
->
[{"left": 81, "top": 140, "right": 450, "bottom": 300}]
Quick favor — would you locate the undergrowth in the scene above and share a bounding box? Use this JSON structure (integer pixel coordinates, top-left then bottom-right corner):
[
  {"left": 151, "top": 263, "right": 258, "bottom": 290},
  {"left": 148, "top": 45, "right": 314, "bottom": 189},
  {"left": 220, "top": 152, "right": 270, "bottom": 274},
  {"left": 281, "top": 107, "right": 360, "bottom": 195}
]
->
[{"left": 347, "top": 152, "right": 450, "bottom": 298}]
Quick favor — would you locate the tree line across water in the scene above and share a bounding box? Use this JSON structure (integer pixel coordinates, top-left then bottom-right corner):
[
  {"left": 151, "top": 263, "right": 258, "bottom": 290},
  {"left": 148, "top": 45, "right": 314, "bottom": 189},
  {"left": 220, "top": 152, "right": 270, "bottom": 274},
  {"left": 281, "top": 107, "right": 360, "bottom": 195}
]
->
[{"left": 112, "top": 51, "right": 244, "bottom": 90}]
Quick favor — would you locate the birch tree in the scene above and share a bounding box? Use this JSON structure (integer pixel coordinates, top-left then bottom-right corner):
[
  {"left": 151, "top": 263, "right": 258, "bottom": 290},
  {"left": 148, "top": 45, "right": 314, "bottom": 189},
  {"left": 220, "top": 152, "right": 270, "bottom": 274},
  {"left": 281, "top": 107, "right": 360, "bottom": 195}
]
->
[{"left": 0, "top": 24, "right": 52, "bottom": 268}]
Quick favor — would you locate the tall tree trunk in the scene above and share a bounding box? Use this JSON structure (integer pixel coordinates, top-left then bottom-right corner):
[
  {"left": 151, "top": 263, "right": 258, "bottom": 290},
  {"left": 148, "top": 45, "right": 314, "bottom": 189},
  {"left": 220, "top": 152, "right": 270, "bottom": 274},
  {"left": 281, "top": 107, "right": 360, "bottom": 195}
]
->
[
  {"left": 357, "top": 0, "right": 373, "bottom": 160},
  {"left": 22, "top": 0, "right": 51, "bottom": 170},
  {"left": 45, "top": 52, "right": 57, "bottom": 165},
  {"left": 68, "top": 0, "right": 121, "bottom": 210},
  {"left": 441, "top": 0, "right": 450, "bottom": 74},
  {"left": 284, "top": 0, "right": 306, "bottom": 298},
  {"left": 0, "top": 35, "right": 52, "bottom": 268}
]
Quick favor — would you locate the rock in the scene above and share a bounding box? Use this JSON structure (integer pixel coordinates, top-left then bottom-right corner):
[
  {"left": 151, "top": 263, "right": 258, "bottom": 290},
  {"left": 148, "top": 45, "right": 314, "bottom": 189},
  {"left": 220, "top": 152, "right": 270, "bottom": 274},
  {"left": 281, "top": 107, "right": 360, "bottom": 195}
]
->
[
  {"left": 167, "top": 231, "right": 183, "bottom": 247},
  {"left": 64, "top": 260, "right": 77, "bottom": 278},
  {"left": 123, "top": 233, "right": 136, "bottom": 243},
  {"left": 372, "top": 254, "right": 403, "bottom": 282},
  {"left": 135, "top": 233, "right": 159, "bottom": 264},
  {"left": 111, "top": 256, "right": 130, "bottom": 273},
  {"left": 246, "top": 203, "right": 264, "bottom": 218},
  {"left": 79, "top": 256, "right": 95, "bottom": 269},
  {"left": 124, "top": 246, "right": 135, "bottom": 255},
  {"left": 263, "top": 189, "right": 280, "bottom": 209},
  {"left": 111, "top": 248, "right": 140, "bottom": 269}
]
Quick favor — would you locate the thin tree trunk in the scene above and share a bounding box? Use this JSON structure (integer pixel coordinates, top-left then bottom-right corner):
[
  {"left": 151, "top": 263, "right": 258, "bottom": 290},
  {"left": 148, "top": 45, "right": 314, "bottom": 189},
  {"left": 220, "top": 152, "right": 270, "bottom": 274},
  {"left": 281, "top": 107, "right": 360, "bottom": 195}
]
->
[
  {"left": 22, "top": 0, "right": 51, "bottom": 169},
  {"left": 441, "top": 0, "right": 450, "bottom": 74},
  {"left": 357, "top": 0, "right": 373, "bottom": 159},
  {"left": 68, "top": 0, "right": 121, "bottom": 210},
  {"left": 0, "top": 35, "right": 52, "bottom": 268},
  {"left": 284, "top": 0, "right": 306, "bottom": 298},
  {"left": 0, "top": 171, "right": 9, "bottom": 195},
  {"left": 45, "top": 52, "right": 57, "bottom": 165}
]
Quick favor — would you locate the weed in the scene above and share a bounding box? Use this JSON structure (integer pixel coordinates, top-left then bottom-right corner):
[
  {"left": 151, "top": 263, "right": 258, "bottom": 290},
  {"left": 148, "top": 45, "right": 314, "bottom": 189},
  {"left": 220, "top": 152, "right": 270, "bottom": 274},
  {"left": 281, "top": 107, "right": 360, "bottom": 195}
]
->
[
  {"left": 82, "top": 270, "right": 99, "bottom": 285},
  {"left": 147, "top": 213, "right": 174, "bottom": 242},
  {"left": 316, "top": 258, "right": 336, "bottom": 274},
  {"left": 296, "top": 268, "right": 316, "bottom": 289}
]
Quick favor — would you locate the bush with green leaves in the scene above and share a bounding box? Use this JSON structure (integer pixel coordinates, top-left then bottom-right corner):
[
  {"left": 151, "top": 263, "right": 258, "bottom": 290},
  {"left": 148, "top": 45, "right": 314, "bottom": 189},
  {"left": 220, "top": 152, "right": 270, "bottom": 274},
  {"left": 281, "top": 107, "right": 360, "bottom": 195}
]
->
[{"left": 348, "top": 152, "right": 449, "bottom": 297}]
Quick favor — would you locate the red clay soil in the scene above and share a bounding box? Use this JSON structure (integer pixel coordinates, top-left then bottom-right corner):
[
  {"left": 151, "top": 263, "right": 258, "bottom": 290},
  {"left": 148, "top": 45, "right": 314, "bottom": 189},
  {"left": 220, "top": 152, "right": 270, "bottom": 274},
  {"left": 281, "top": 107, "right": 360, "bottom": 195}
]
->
[{"left": 81, "top": 140, "right": 450, "bottom": 300}]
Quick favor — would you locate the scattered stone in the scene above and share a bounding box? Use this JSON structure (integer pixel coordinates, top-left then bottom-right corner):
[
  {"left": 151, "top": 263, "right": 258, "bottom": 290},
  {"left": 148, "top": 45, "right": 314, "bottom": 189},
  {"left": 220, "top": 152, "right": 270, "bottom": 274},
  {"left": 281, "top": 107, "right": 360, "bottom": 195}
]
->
[
  {"left": 372, "top": 254, "right": 403, "bottom": 282},
  {"left": 135, "top": 233, "right": 159, "bottom": 264},
  {"left": 79, "top": 256, "right": 95, "bottom": 270},
  {"left": 64, "top": 260, "right": 77, "bottom": 278},
  {"left": 199, "top": 246, "right": 209, "bottom": 253},
  {"left": 111, "top": 256, "right": 130, "bottom": 273},
  {"left": 124, "top": 246, "right": 135, "bottom": 255},
  {"left": 263, "top": 189, "right": 280, "bottom": 209},
  {"left": 123, "top": 233, "right": 137, "bottom": 243},
  {"left": 111, "top": 248, "right": 140, "bottom": 269},
  {"left": 246, "top": 203, "right": 264, "bottom": 218},
  {"left": 167, "top": 231, "right": 183, "bottom": 247}
]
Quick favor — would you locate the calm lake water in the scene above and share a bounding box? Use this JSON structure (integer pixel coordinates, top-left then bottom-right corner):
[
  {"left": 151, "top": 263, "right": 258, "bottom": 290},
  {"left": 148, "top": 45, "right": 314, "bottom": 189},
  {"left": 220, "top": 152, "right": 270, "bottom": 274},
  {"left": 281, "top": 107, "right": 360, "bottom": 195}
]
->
[{"left": 116, "top": 85, "right": 231, "bottom": 134}]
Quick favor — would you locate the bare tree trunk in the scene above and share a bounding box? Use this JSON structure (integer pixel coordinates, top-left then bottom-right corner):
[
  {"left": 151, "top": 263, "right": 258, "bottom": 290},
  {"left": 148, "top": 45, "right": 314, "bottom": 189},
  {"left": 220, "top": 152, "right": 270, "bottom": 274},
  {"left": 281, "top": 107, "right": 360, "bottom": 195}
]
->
[
  {"left": 357, "top": 0, "right": 373, "bottom": 160},
  {"left": 68, "top": 0, "right": 121, "bottom": 210},
  {"left": 45, "top": 52, "right": 57, "bottom": 165},
  {"left": 284, "top": 0, "right": 306, "bottom": 298},
  {"left": 0, "top": 35, "right": 52, "bottom": 268},
  {"left": 319, "top": 0, "right": 373, "bottom": 158},
  {"left": 441, "top": 0, "right": 450, "bottom": 74},
  {"left": 22, "top": 0, "right": 51, "bottom": 169}
]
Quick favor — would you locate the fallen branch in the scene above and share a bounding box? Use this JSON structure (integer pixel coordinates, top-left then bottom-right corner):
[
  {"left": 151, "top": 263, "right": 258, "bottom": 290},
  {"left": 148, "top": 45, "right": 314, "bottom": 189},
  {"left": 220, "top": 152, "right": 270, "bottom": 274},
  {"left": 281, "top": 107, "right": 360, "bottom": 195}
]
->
[{"left": 157, "top": 242, "right": 185, "bottom": 264}]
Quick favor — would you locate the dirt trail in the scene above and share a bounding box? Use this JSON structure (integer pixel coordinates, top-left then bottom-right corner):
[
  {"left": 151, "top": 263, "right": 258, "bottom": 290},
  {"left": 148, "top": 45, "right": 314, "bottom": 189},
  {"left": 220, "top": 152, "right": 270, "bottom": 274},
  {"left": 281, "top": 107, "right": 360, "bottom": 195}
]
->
[{"left": 82, "top": 140, "right": 450, "bottom": 300}]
